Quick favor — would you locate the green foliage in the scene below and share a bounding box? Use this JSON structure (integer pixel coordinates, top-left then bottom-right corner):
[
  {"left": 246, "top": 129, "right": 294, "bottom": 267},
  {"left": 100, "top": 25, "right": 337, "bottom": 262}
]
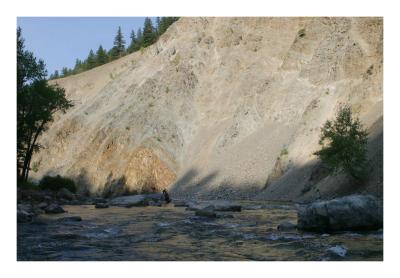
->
[
  {"left": 298, "top": 28, "right": 306, "bottom": 38},
  {"left": 111, "top": 26, "right": 126, "bottom": 59},
  {"left": 171, "top": 53, "right": 180, "bottom": 66},
  {"left": 142, "top": 17, "right": 156, "bottom": 47},
  {"left": 280, "top": 148, "right": 288, "bottom": 156},
  {"left": 85, "top": 49, "right": 96, "bottom": 70},
  {"left": 17, "top": 180, "right": 39, "bottom": 190},
  {"left": 314, "top": 105, "right": 368, "bottom": 181},
  {"left": 96, "top": 45, "right": 108, "bottom": 65},
  {"left": 17, "top": 28, "right": 73, "bottom": 182},
  {"left": 39, "top": 175, "right": 77, "bottom": 193},
  {"left": 31, "top": 161, "right": 40, "bottom": 172}
]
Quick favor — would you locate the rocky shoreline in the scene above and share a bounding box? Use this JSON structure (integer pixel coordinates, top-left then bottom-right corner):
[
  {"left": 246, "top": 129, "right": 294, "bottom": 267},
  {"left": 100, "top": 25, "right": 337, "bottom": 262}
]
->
[{"left": 18, "top": 187, "right": 383, "bottom": 234}]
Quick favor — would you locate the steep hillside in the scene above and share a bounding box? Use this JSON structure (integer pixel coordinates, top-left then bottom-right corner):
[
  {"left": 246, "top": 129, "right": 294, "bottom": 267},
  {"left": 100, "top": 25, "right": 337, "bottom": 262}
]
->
[{"left": 31, "top": 17, "right": 383, "bottom": 201}]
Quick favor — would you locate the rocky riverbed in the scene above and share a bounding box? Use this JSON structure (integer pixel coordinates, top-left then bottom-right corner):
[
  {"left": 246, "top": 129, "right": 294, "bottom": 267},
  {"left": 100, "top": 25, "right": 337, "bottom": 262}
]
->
[{"left": 17, "top": 199, "right": 383, "bottom": 261}]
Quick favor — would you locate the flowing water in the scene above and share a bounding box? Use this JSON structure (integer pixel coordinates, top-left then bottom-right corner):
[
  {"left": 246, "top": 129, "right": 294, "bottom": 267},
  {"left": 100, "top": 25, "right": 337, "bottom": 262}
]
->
[{"left": 17, "top": 201, "right": 383, "bottom": 261}]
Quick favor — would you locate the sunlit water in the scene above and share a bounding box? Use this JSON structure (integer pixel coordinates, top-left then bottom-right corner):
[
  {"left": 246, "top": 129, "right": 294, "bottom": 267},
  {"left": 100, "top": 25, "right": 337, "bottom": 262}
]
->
[{"left": 17, "top": 201, "right": 383, "bottom": 261}]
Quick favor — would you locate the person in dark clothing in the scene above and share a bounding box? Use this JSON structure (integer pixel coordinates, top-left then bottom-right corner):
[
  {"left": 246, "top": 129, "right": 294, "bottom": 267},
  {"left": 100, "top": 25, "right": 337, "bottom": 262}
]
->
[{"left": 162, "top": 189, "right": 171, "bottom": 203}]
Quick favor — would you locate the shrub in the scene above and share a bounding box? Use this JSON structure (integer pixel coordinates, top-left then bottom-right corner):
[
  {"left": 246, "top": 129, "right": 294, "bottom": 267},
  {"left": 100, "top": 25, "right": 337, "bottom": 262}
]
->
[
  {"left": 39, "top": 175, "right": 77, "bottom": 193},
  {"left": 17, "top": 180, "right": 39, "bottom": 190},
  {"left": 280, "top": 148, "right": 288, "bottom": 156},
  {"left": 314, "top": 105, "right": 368, "bottom": 181}
]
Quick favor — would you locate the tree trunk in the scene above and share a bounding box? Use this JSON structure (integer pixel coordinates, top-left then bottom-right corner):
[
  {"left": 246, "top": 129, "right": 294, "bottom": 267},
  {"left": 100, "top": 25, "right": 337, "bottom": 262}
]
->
[{"left": 23, "top": 121, "right": 45, "bottom": 182}]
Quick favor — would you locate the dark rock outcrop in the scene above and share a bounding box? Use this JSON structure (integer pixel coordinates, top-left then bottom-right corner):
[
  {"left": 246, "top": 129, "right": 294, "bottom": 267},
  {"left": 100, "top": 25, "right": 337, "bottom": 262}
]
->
[
  {"left": 297, "top": 194, "right": 383, "bottom": 231},
  {"left": 45, "top": 204, "right": 66, "bottom": 214}
]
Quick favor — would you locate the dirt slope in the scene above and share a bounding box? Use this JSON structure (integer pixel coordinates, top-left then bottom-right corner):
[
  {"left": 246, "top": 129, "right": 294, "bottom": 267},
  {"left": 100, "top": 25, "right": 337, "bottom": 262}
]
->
[{"left": 30, "top": 17, "right": 383, "bottom": 201}]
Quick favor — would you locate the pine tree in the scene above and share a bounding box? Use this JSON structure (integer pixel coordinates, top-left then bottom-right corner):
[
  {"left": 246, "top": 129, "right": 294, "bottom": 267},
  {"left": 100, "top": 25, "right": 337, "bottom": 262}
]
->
[
  {"left": 156, "top": 17, "right": 161, "bottom": 37},
  {"left": 136, "top": 28, "right": 143, "bottom": 48},
  {"left": 86, "top": 49, "right": 96, "bottom": 69},
  {"left": 112, "top": 26, "right": 126, "bottom": 58},
  {"left": 96, "top": 45, "right": 108, "bottom": 65},
  {"left": 61, "top": 67, "right": 69, "bottom": 77},
  {"left": 142, "top": 17, "right": 156, "bottom": 47},
  {"left": 127, "top": 30, "right": 137, "bottom": 53},
  {"left": 73, "top": 58, "right": 83, "bottom": 74}
]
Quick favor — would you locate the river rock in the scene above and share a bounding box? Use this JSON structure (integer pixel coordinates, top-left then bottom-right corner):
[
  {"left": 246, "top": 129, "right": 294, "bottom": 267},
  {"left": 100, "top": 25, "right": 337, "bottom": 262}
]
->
[
  {"left": 297, "top": 194, "right": 383, "bottom": 231},
  {"left": 277, "top": 221, "right": 297, "bottom": 231},
  {"left": 327, "top": 245, "right": 347, "bottom": 257},
  {"left": 209, "top": 200, "right": 242, "bottom": 212},
  {"left": 57, "top": 188, "right": 75, "bottom": 201},
  {"left": 95, "top": 203, "right": 109, "bottom": 209},
  {"left": 17, "top": 209, "right": 33, "bottom": 223},
  {"left": 37, "top": 202, "right": 48, "bottom": 209},
  {"left": 45, "top": 204, "right": 66, "bottom": 214},
  {"left": 58, "top": 216, "right": 82, "bottom": 222},
  {"left": 109, "top": 195, "right": 146, "bottom": 207},
  {"left": 195, "top": 206, "right": 217, "bottom": 218},
  {"left": 173, "top": 200, "right": 187, "bottom": 207}
]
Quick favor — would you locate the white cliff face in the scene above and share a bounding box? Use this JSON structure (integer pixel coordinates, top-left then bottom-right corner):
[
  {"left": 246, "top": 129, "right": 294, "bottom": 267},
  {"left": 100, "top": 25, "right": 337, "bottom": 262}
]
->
[{"left": 31, "top": 17, "right": 383, "bottom": 200}]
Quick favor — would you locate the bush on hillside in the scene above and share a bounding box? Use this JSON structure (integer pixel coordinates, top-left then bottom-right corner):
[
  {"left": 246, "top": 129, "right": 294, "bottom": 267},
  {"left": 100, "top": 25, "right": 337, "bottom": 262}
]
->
[
  {"left": 314, "top": 105, "right": 369, "bottom": 181},
  {"left": 39, "top": 175, "right": 77, "bottom": 193}
]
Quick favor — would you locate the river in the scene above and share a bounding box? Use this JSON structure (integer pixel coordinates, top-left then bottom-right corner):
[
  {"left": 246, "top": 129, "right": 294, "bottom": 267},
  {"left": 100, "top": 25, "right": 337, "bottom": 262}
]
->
[{"left": 17, "top": 201, "right": 383, "bottom": 261}]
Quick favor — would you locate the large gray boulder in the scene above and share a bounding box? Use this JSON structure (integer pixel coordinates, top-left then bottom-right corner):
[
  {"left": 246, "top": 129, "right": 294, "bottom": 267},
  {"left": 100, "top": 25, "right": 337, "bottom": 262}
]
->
[
  {"left": 109, "top": 194, "right": 164, "bottom": 207},
  {"left": 45, "top": 204, "right": 66, "bottom": 214},
  {"left": 297, "top": 194, "right": 383, "bottom": 231},
  {"left": 57, "top": 188, "right": 75, "bottom": 201},
  {"left": 186, "top": 200, "right": 241, "bottom": 212},
  {"left": 109, "top": 195, "right": 146, "bottom": 207}
]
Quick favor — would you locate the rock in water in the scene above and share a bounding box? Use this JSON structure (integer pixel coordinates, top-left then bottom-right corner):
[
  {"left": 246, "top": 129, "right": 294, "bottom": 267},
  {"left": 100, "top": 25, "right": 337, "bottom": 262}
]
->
[
  {"left": 327, "top": 245, "right": 347, "bottom": 257},
  {"left": 17, "top": 209, "right": 33, "bottom": 223},
  {"left": 297, "top": 194, "right": 383, "bottom": 231},
  {"left": 58, "top": 216, "right": 82, "bottom": 222},
  {"left": 210, "top": 200, "right": 242, "bottom": 212},
  {"left": 95, "top": 203, "right": 109, "bottom": 209},
  {"left": 57, "top": 188, "right": 75, "bottom": 201},
  {"left": 277, "top": 221, "right": 297, "bottom": 231},
  {"left": 109, "top": 195, "right": 146, "bottom": 207},
  {"left": 195, "top": 207, "right": 217, "bottom": 218},
  {"left": 173, "top": 200, "right": 187, "bottom": 207},
  {"left": 45, "top": 204, "right": 66, "bottom": 214}
]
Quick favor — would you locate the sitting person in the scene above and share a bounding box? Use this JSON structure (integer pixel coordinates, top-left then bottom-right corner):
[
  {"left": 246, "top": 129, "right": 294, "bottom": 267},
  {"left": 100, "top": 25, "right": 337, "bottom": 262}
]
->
[{"left": 162, "top": 189, "right": 171, "bottom": 203}]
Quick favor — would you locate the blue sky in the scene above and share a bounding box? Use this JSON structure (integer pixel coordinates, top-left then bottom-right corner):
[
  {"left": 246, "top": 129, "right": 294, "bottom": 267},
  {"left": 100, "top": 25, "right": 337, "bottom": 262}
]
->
[{"left": 17, "top": 17, "right": 155, "bottom": 76}]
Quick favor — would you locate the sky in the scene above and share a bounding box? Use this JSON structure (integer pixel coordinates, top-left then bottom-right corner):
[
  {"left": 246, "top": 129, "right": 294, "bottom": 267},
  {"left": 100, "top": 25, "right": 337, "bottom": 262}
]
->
[{"left": 17, "top": 17, "right": 155, "bottom": 76}]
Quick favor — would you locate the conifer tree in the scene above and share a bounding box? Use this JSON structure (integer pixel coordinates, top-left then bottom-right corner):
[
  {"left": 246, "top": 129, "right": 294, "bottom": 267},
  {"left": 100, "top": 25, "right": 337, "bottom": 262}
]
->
[
  {"left": 96, "top": 45, "right": 108, "bottom": 65},
  {"left": 142, "top": 17, "right": 156, "bottom": 47},
  {"left": 86, "top": 49, "right": 96, "bottom": 69},
  {"left": 127, "top": 30, "right": 137, "bottom": 53},
  {"left": 112, "top": 26, "right": 126, "bottom": 58},
  {"left": 136, "top": 28, "right": 143, "bottom": 48}
]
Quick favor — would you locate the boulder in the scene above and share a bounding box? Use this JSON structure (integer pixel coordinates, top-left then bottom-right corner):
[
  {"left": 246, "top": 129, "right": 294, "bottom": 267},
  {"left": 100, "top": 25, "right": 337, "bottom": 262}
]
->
[
  {"left": 92, "top": 197, "right": 107, "bottom": 205},
  {"left": 109, "top": 195, "right": 146, "bottom": 207},
  {"left": 327, "top": 245, "right": 347, "bottom": 257},
  {"left": 297, "top": 194, "right": 383, "bottom": 232},
  {"left": 58, "top": 216, "right": 82, "bottom": 222},
  {"left": 277, "top": 221, "right": 297, "bottom": 231},
  {"left": 95, "top": 203, "right": 109, "bottom": 209},
  {"left": 186, "top": 201, "right": 241, "bottom": 212},
  {"left": 209, "top": 200, "right": 242, "bottom": 212},
  {"left": 17, "top": 209, "right": 33, "bottom": 223},
  {"left": 147, "top": 200, "right": 162, "bottom": 207},
  {"left": 57, "top": 188, "right": 75, "bottom": 201},
  {"left": 45, "top": 204, "right": 66, "bottom": 214},
  {"left": 37, "top": 202, "right": 48, "bottom": 209},
  {"left": 195, "top": 206, "right": 217, "bottom": 218},
  {"left": 173, "top": 200, "right": 187, "bottom": 207}
]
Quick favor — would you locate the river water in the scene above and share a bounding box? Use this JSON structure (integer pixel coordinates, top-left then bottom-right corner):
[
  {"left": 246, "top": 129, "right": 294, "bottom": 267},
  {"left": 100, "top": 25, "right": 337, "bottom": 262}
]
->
[{"left": 17, "top": 201, "right": 383, "bottom": 261}]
